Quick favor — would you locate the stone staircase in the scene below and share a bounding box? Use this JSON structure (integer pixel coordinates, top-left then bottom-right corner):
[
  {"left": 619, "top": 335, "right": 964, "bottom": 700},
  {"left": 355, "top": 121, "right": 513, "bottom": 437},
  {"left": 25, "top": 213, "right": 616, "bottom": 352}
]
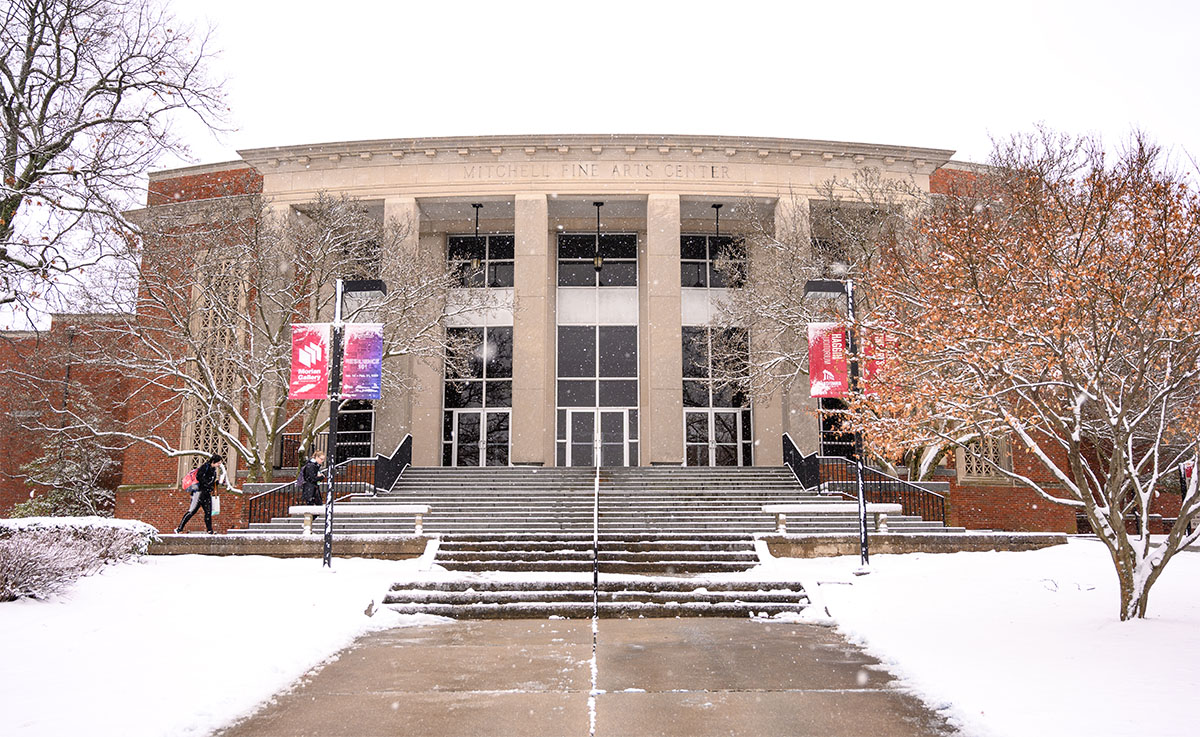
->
[
  {"left": 233, "top": 465, "right": 963, "bottom": 618},
  {"left": 383, "top": 578, "right": 811, "bottom": 619}
]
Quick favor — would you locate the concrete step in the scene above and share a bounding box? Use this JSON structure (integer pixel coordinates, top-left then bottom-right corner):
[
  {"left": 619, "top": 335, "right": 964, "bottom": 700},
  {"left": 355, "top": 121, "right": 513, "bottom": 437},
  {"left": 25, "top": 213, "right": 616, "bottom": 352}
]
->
[{"left": 382, "top": 601, "right": 806, "bottom": 619}]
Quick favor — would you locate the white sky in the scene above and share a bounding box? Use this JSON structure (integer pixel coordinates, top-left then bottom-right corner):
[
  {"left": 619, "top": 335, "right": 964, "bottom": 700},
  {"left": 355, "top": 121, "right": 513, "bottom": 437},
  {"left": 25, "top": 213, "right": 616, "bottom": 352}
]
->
[{"left": 166, "top": 0, "right": 1200, "bottom": 172}]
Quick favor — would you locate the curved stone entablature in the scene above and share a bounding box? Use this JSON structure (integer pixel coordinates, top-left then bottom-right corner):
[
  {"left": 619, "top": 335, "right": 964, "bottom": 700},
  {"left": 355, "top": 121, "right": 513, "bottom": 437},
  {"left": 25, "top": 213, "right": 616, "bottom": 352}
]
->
[{"left": 235, "top": 134, "right": 956, "bottom": 204}]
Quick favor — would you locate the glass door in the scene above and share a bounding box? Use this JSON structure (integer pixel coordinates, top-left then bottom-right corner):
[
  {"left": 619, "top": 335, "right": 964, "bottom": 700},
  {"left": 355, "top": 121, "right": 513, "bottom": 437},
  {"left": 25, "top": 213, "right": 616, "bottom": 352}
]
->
[
  {"left": 448, "top": 409, "right": 510, "bottom": 466},
  {"left": 685, "top": 409, "right": 752, "bottom": 466},
  {"left": 565, "top": 409, "right": 630, "bottom": 466}
]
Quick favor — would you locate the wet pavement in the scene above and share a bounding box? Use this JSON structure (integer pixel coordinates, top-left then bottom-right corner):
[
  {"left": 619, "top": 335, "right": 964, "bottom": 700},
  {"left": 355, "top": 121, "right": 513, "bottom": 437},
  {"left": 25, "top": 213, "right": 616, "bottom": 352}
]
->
[{"left": 217, "top": 618, "right": 958, "bottom": 737}]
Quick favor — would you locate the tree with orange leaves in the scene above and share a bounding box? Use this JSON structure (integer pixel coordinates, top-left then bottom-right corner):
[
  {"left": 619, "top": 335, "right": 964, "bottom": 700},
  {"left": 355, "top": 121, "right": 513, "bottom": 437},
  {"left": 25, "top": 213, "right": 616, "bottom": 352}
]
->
[{"left": 856, "top": 130, "right": 1200, "bottom": 620}]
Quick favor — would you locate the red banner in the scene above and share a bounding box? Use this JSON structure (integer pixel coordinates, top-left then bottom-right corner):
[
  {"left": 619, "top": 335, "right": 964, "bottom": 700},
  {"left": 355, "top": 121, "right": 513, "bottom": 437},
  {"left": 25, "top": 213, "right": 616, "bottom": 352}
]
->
[
  {"left": 808, "top": 322, "right": 847, "bottom": 398},
  {"left": 289, "top": 323, "right": 330, "bottom": 399},
  {"left": 809, "top": 323, "right": 894, "bottom": 397}
]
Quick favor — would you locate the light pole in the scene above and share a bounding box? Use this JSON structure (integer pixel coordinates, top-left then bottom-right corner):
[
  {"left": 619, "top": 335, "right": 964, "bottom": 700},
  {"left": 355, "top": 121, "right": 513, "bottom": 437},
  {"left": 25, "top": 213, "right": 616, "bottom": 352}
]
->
[
  {"left": 804, "top": 277, "right": 870, "bottom": 568},
  {"left": 323, "top": 277, "right": 388, "bottom": 567}
]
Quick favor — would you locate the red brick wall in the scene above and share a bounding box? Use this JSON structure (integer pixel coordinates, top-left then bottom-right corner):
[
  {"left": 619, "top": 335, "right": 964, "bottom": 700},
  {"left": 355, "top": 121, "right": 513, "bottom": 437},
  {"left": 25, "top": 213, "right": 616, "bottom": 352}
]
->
[
  {"left": 944, "top": 441, "right": 1078, "bottom": 533},
  {"left": 147, "top": 165, "right": 262, "bottom": 206},
  {"left": 0, "top": 316, "right": 131, "bottom": 516},
  {"left": 114, "top": 484, "right": 250, "bottom": 534}
]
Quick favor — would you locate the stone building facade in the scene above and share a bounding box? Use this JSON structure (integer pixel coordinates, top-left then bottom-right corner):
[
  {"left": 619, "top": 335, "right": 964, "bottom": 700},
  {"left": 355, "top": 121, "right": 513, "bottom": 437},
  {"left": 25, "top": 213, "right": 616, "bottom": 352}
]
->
[{"left": 7, "top": 134, "right": 1182, "bottom": 534}]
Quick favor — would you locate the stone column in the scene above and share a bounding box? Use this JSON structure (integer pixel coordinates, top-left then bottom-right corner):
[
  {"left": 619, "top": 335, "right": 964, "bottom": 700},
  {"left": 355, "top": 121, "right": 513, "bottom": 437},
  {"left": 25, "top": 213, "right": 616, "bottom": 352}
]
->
[
  {"left": 643, "top": 193, "right": 683, "bottom": 465},
  {"left": 512, "top": 194, "right": 552, "bottom": 465},
  {"left": 378, "top": 197, "right": 427, "bottom": 462}
]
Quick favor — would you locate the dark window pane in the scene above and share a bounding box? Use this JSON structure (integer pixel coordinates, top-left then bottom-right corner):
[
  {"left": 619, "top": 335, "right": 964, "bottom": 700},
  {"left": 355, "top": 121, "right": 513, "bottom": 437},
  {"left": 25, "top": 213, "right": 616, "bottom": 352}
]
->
[
  {"left": 686, "top": 412, "right": 709, "bottom": 443},
  {"left": 558, "top": 380, "right": 596, "bottom": 407},
  {"left": 599, "top": 234, "right": 637, "bottom": 259},
  {"left": 558, "top": 326, "right": 596, "bottom": 377},
  {"left": 715, "top": 445, "right": 738, "bottom": 466},
  {"left": 742, "top": 442, "right": 753, "bottom": 466},
  {"left": 443, "top": 411, "right": 453, "bottom": 441},
  {"left": 444, "top": 381, "right": 483, "bottom": 408},
  {"left": 710, "top": 260, "right": 745, "bottom": 289},
  {"left": 600, "top": 411, "right": 623, "bottom": 441},
  {"left": 571, "top": 443, "right": 594, "bottom": 466},
  {"left": 682, "top": 327, "right": 709, "bottom": 378},
  {"left": 485, "top": 380, "right": 512, "bottom": 407},
  {"left": 558, "top": 262, "right": 596, "bottom": 287},
  {"left": 628, "top": 442, "right": 638, "bottom": 466},
  {"left": 599, "top": 261, "right": 636, "bottom": 286},
  {"left": 486, "top": 327, "right": 513, "bottom": 378},
  {"left": 687, "top": 445, "right": 708, "bottom": 467},
  {"left": 488, "top": 262, "right": 514, "bottom": 288},
  {"left": 598, "top": 326, "right": 637, "bottom": 377},
  {"left": 713, "top": 382, "right": 744, "bottom": 408},
  {"left": 683, "top": 380, "right": 709, "bottom": 407},
  {"left": 557, "top": 410, "right": 566, "bottom": 440},
  {"left": 628, "top": 409, "right": 638, "bottom": 440},
  {"left": 449, "top": 236, "right": 485, "bottom": 261},
  {"left": 487, "top": 443, "right": 509, "bottom": 466},
  {"left": 601, "top": 443, "right": 624, "bottom": 467},
  {"left": 681, "top": 235, "right": 708, "bottom": 260},
  {"left": 681, "top": 262, "right": 707, "bottom": 288},
  {"left": 742, "top": 410, "right": 752, "bottom": 441},
  {"left": 598, "top": 380, "right": 637, "bottom": 407},
  {"left": 447, "top": 327, "right": 485, "bottom": 378},
  {"left": 558, "top": 234, "right": 596, "bottom": 259},
  {"left": 557, "top": 442, "right": 566, "bottom": 467},
  {"left": 457, "top": 443, "right": 479, "bottom": 467},
  {"left": 488, "top": 235, "right": 514, "bottom": 260},
  {"left": 713, "top": 412, "right": 738, "bottom": 444},
  {"left": 456, "top": 411, "right": 480, "bottom": 441},
  {"left": 572, "top": 412, "right": 594, "bottom": 441},
  {"left": 443, "top": 443, "right": 453, "bottom": 467}
]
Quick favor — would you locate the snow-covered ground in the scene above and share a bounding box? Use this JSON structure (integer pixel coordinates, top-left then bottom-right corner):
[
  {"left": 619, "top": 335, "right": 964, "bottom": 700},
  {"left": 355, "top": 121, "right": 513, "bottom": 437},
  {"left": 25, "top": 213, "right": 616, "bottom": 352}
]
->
[
  {"left": 756, "top": 538, "right": 1200, "bottom": 737},
  {"left": 1, "top": 538, "right": 1197, "bottom": 736}
]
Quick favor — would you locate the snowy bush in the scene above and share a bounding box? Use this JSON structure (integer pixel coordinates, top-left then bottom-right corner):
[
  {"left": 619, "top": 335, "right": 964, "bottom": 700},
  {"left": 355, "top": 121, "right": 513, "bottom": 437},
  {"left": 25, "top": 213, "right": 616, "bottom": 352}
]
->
[{"left": 0, "top": 518, "right": 157, "bottom": 601}]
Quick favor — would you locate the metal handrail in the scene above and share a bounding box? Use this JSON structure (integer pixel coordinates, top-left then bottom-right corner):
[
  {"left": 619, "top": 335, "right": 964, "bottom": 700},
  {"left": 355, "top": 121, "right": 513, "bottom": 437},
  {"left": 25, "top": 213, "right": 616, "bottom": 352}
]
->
[
  {"left": 817, "top": 455, "right": 947, "bottom": 523},
  {"left": 248, "top": 456, "right": 377, "bottom": 524}
]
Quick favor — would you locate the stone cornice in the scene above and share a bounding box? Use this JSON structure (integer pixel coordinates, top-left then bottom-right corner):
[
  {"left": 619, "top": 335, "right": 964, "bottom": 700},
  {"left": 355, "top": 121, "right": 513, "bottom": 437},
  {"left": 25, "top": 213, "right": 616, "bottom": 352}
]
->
[{"left": 235, "top": 133, "right": 956, "bottom": 173}]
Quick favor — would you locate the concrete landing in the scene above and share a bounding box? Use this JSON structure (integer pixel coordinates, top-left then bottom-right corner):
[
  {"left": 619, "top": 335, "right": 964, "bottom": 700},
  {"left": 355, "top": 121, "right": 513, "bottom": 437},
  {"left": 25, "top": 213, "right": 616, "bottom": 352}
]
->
[{"left": 216, "top": 618, "right": 958, "bottom": 737}]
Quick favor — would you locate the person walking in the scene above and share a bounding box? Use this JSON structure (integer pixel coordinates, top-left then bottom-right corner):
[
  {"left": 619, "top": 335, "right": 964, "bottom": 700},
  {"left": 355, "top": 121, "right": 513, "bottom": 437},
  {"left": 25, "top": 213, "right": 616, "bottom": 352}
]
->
[
  {"left": 300, "top": 451, "right": 326, "bottom": 506},
  {"left": 175, "top": 454, "right": 226, "bottom": 534}
]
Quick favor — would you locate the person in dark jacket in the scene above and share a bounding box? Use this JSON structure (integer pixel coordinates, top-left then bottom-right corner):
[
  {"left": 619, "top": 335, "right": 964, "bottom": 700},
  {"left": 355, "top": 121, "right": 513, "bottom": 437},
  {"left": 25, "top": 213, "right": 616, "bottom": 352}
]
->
[
  {"left": 300, "top": 451, "right": 326, "bottom": 506},
  {"left": 175, "top": 454, "right": 224, "bottom": 534}
]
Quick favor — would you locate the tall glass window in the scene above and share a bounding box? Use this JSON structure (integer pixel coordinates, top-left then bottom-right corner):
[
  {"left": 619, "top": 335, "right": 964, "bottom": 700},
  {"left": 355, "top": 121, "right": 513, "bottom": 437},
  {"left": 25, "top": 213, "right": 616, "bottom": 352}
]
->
[
  {"left": 442, "top": 326, "right": 513, "bottom": 466},
  {"left": 680, "top": 234, "right": 745, "bottom": 288},
  {"left": 555, "top": 325, "right": 640, "bottom": 466},
  {"left": 448, "top": 234, "right": 515, "bottom": 288},
  {"left": 682, "top": 326, "right": 752, "bottom": 466}
]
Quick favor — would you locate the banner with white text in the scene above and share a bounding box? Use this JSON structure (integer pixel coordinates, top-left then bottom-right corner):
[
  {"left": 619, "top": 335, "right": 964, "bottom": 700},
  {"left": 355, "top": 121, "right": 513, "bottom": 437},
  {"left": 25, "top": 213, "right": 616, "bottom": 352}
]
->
[
  {"left": 341, "top": 323, "right": 385, "bottom": 400},
  {"left": 289, "top": 323, "right": 330, "bottom": 399}
]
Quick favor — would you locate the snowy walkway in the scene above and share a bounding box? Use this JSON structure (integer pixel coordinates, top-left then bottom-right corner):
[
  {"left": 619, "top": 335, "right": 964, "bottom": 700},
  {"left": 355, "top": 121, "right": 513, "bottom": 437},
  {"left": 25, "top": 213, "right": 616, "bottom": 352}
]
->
[{"left": 215, "top": 617, "right": 955, "bottom": 737}]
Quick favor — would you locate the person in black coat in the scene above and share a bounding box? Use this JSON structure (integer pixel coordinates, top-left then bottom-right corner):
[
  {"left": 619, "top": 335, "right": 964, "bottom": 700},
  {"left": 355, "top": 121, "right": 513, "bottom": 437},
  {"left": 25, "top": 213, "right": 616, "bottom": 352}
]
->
[
  {"left": 175, "top": 454, "right": 224, "bottom": 534},
  {"left": 300, "top": 451, "right": 326, "bottom": 506}
]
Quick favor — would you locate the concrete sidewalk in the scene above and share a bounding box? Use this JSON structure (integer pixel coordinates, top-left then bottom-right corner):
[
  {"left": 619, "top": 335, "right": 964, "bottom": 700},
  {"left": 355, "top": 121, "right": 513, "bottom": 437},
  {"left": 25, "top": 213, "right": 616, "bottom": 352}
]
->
[{"left": 216, "top": 618, "right": 958, "bottom": 737}]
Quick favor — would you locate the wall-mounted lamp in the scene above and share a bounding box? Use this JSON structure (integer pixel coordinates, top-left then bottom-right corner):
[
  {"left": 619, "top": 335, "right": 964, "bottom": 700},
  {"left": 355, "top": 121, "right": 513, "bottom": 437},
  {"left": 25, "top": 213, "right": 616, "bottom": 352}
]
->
[
  {"left": 593, "top": 201, "right": 604, "bottom": 272},
  {"left": 712, "top": 203, "right": 722, "bottom": 237}
]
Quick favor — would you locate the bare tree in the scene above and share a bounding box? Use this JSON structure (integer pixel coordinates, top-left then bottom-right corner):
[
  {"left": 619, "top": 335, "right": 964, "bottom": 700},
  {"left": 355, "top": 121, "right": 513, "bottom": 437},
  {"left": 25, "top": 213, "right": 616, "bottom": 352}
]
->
[
  {"left": 69, "top": 191, "right": 483, "bottom": 482},
  {"left": 855, "top": 130, "right": 1200, "bottom": 619},
  {"left": 1, "top": 0, "right": 225, "bottom": 319},
  {"left": 711, "top": 170, "right": 932, "bottom": 473}
]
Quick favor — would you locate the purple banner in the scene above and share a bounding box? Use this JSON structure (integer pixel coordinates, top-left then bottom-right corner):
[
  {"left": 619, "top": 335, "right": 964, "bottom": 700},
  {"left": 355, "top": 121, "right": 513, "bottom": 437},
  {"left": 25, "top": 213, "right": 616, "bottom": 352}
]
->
[{"left": 341, "top": 323, "right": 384, "bottom": 399}]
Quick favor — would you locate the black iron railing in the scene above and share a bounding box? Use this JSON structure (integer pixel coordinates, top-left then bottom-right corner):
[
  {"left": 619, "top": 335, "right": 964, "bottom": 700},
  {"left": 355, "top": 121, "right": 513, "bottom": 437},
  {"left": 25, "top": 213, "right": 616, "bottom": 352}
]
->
[
  {"left": 247, "top": 456, "right": 377, "bottom": 524},
  {"left": 818, "top": 455, "right": 946, "bottom": 523},
  {"left": 782, "top": 433, "right": 820, "bottom": 489},
  {"left": 276, "top": 431, "right": 375, "bottom": 469},
  {"left": 373, "top": 434, "right": 412, "bottom": 493}
]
